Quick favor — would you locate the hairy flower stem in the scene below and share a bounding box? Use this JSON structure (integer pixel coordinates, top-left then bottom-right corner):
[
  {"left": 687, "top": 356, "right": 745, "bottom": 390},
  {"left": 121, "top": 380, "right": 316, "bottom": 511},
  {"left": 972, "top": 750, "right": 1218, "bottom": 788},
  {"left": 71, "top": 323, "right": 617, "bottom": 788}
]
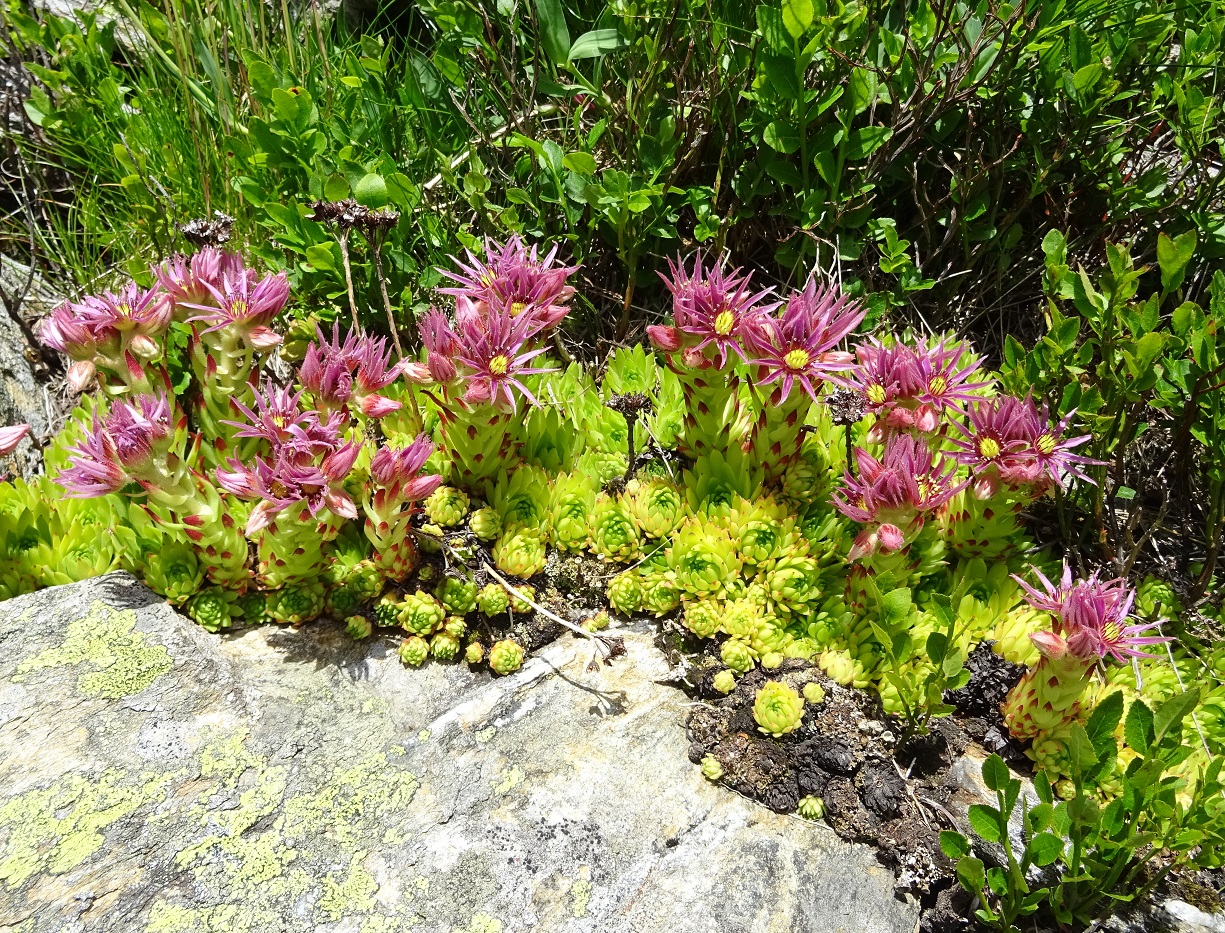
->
[
  {"left": 338, "top": 229, "right": 359, "bottom": 332},
  {"left": 138, "top": 458, "right": 249, "bottom": 589},
  {"left": 369, "top": 237, "right": 404, "bottom": 359},
  {"left": 671, "top": 365, "right": 752, "bottom": 460},
  {"left": 255, "top": 510, "right": 344, "bottom": 589}
]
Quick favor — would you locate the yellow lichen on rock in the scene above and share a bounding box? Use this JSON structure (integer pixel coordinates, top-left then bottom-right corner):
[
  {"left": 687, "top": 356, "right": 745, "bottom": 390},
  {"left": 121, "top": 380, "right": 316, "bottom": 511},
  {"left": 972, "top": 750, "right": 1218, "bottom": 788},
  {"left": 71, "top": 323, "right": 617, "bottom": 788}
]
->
[
  {"left": 13, "top": 602, "right": 173, "bottom": 699},
  {"left": 0, "top": 769, "right": 173, "bottom": 888}
]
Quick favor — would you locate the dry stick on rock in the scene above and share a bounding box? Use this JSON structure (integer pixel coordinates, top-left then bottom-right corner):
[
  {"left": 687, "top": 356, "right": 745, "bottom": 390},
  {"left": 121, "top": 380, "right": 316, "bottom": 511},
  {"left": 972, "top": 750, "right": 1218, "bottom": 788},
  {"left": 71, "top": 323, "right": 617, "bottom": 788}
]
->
[{"left": 480, "top": 561, "right": 625, "bottom": 667}]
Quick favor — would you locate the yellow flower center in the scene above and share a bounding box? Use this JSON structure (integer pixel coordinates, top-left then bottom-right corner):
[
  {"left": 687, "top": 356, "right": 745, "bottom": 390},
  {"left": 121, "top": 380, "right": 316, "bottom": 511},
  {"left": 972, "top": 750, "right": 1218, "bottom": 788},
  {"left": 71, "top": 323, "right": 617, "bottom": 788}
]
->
[
  {"left": 928, "top": 375, "right": 948, "bottom": 396},
  {"left": 273, "top": 415, "right": 287, "bottom": 428},
  {"left": 117, "top": 303, "right": 133, "bottom": 318},
  {"left": 1036, "top": 433, "right": 1056, "bottom": 455},
  {"left": 713, "top": 309, "right": 736, "bottom": 335},
  {"left": 232, "top": 300, "right": 248, "bottom": 319},
  {"left": 1102, "top": 620, "right": 1122, "bottom": 643},
  {"left": 783, "top": 348, "right": 811, "bottom": 371},
  {"left": 978, "top": 437, "right": 1001, "bottom": 460},
  {"left": 866, "top": 384, "right": 887, "bottom": 405},
  {"left": 489, "top": 354, "right": 510, "bottom": 375},
  {"left": 510, "top": 301, "right": 527, "bottom": 316}
]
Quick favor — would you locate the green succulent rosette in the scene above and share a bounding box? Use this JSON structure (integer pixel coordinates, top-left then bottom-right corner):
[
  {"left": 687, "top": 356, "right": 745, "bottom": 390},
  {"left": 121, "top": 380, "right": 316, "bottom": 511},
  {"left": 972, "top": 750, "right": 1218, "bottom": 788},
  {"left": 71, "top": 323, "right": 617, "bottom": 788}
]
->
[
  {"left": 1135, "top": 576, "right": 1180, "bottom": 620},
  {"left": 431, "top": 632, "right": 462, "bottom": 661},
  {"left": 476, "top": 582, "right": 511, "bottom": 616},
  {"left": 590, "top": 493, "right": 640, "bottom": 562},
  {"left": 345, "top": 615, "right": 374, "bottom": 639},
  {"left": 797, "top": 795, "right": 825, "bottom": 820},
  {"left": 990, "top": 606, "right": 1044, "bottom": 667},
  {"left": 444, "top": 616, "right": 467, "bottom": 639},
  {"left": 343, "top": 560, "right": 385, "bottom": 602},
  {"left": 399, "top": 591, "right": 446, "bottom": 636},
  {"left": 493, "top": 524, "right": 548, "bottom": 579},
  {"left": 719, "top": 597, "right": 763, "bottom": 640},
  {"left": 753, "top": 680, "right": 805, "bottom": 737},
  {"left": 435, "top": 575, "right": 477, "bottom": 615},
  {"left": 464, "top": 641, "right": 485, "bottom": 665},
  {"left": 627, "top": 477, "right": 684, "bottom": 539},
  {"left": 141, "top": 540, "right": 205, "bottom": 605},
  {"left": 266, "top": 582, "right": 326, "bottom": 625},
  {"left": 667, "top": 520, "right": 740, "bottom": 598},
  {"left": 641, "top": 573, "right": 681, "bottom": 616},
  {"left": 326, "top": 581, "right": 366, "bottom": 619},
  {"left": 424, "top": 485, "right": 471, "bottom": 527},
  {"left": 766, "top": 554, "right": 821, "bottom": 616},
  {"left": 468, "top": 506, "right": 502, "bottom": 542},
  {"left": 721, "top": 638, "right": 755, "bottom": 672},
  {"left": 492, "top": 466, "right": 551, "bottom": 538},
  {"left": 700, "top": 755, "right": 724, "bottom": 781},
  {"left": 186, "top": 587, "right": 235, "bottom": 633},
  {"left": 489, "top": 639, "right": 525, "bottom": 675},
  {"left": 682, "top": 598, "right": 722, "bottom": 638},
  {"left": 712, "top": 669, "right": 737, "bottom": 694},
  {"left": 398, "top": 635, "right": 430, "bottom": 667},
  {"left": 234, "top": 590, "right": 269, "bottom": 626},
  {"left": 606, "top": 572, "right": 644, "bottom": 615},
  {"left": 549, "top": 471, "right": 596, "bottom": 552},
  {"left": 372, "top": 593, "right": 402, "bottom": 628},
  {"left": 750, "top": 619, "right": 795, "bottom": 658},
  {"left": 819, "top": 648, "right": 854, "bottom": 685}
]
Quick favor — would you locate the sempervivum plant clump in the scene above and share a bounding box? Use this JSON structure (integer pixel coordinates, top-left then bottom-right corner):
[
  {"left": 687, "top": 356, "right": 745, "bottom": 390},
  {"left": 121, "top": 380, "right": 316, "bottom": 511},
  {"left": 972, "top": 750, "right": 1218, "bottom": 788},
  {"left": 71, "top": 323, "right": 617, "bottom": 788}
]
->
[
  {"left": 403, "top": 236, "right": 576, "bottom": 495},
  {"left": 1002, "top": 566, "right": 1166, "bottom": 753},
  {"left": 28, "top": 235, "right": 1206, "bottom": 806}
]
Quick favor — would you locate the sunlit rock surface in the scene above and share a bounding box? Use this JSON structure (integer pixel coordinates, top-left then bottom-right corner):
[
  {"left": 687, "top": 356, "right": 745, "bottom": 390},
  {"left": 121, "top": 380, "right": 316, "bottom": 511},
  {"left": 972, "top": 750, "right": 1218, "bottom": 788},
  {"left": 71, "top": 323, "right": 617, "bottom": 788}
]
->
[{"left": 0, "top": 572, "right": 917, "bottom": 932}]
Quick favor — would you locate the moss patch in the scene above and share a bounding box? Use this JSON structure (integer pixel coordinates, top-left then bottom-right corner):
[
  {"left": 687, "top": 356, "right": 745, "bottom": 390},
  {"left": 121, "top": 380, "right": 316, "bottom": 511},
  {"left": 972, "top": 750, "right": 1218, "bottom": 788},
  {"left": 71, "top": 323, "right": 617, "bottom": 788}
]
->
[{"left": 13, "top": 601, "right": 173, "bottom": 699}]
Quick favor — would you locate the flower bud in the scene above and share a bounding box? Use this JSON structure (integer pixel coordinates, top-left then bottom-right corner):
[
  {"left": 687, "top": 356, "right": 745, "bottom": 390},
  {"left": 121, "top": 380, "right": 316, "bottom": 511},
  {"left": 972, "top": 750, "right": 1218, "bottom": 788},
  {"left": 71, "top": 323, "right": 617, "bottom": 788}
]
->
[
  {"left": 248, "top": 325, "right": 283, "bottom": 350},
  {"left": 129, "top": 333, "right": 161, "bottom": 360},
  {"left": 646, "top": 325, "right": 682, "bottom": 352}
]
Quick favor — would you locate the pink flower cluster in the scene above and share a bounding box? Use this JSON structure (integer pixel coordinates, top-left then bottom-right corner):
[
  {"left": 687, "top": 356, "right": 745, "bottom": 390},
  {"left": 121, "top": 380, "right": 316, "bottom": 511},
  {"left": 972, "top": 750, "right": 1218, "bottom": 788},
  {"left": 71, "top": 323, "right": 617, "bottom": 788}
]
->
[
  {"left": 839, "top": 336, "right": 991, "bottom": 438},
  {"left": 407, "top": 237, "right": 576, "bottom": 412},
  {"left": 60, "top": 394, "right": 178, "bottom": 497},
  {"left": 216, "top": 383, "right": 360, "bottom": 534},
  {"left": 40, "top": 247, "right": 288, "bottom": 392},
  {"left": 833, "top": 435, "right": 967, "bottom": 558},
  {"left": 1015, "top": 563, "right": 1167, "bottom": 663},
  {"left": 949, "top": 395, "right": 1096, "bottom": 497},
  {"left": 41, "top": 284, "right": 171, "bottom": 391},
  {"left": 300, "top": 324, "right": 404, "bottom": 417},
  {"left": 368, "top": 435, "right": 444, "bottom": 516},
  {"left": 438, "top": 235, "right": 576, "bottom": 334},
  {"left": 647, "top": 254, "right": 865, "bottom": 402},
  {"left": 164, "top": 247, "right": 287, "bottom": 345}
]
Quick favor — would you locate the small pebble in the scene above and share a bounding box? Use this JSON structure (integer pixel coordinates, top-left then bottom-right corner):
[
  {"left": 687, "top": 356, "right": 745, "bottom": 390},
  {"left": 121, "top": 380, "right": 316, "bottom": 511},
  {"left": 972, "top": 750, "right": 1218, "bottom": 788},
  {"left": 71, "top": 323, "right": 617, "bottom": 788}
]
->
[
  {"left": 880, "top": 730, "right": 896, "bottom": 745},
  {"left": 857, "top": 719, "right": 885, "bottom": 736}
]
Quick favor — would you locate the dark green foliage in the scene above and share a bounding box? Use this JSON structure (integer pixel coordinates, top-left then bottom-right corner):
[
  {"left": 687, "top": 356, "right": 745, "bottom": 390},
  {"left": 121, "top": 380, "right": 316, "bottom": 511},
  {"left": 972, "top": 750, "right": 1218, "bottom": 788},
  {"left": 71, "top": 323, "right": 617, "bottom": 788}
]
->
[
  {"left": 4, "top": 0, "right": 1222, "bottom": 349},
  {"left": 943, "top": 693, "right": 1225, "bottom": 931}
]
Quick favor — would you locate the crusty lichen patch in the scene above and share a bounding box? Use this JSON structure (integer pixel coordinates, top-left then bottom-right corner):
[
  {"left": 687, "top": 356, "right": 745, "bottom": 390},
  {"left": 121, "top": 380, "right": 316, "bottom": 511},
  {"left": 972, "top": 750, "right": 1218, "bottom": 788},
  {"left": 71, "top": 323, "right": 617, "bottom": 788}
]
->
[
  {"left": 152, "top": 730, "right": 420, "bottom": 928},
  {"left": 0, "top": 769, "right": 174, "bottom": 888},
  {"left": 13, "top": 601, "right": 173, "bottom": 699}
]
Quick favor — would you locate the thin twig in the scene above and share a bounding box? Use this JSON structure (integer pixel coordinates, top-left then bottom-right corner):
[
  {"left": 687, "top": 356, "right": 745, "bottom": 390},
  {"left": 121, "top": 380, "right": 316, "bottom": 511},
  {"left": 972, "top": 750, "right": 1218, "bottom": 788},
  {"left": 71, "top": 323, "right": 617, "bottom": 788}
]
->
[{"left": 480, "top": 561, "right": 623, "bottom": 663}]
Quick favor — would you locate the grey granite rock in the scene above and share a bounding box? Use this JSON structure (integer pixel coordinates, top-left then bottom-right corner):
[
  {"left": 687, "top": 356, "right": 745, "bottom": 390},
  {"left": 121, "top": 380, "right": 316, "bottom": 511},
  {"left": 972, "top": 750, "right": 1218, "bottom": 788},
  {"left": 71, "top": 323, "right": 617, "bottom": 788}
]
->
[{"left": 0, "top": 573, "right": 919, "bottom": 932}]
